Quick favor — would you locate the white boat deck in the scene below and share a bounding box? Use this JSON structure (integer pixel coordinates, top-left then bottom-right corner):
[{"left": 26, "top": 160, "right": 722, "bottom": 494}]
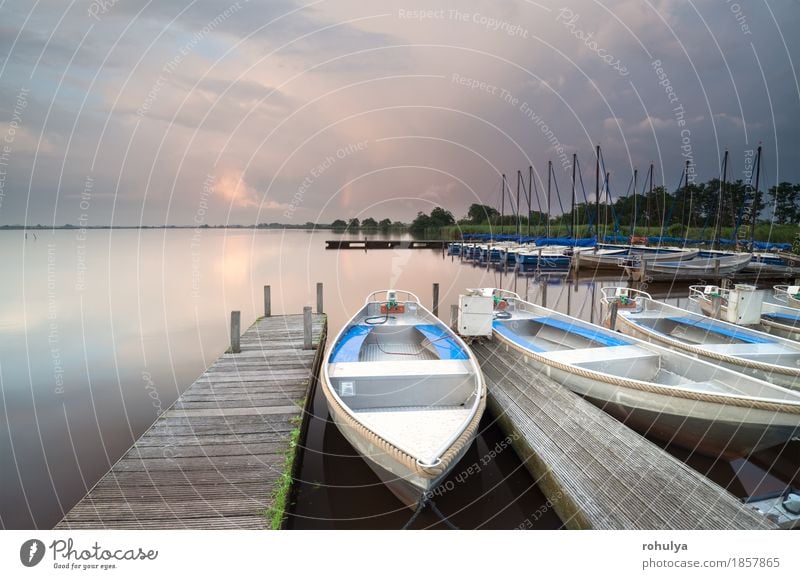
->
[
  {"left": 328, "top": 359, "right": 473, "bottom": 378},
  {"left": 540, "top": 344, "right": 656, "bottom": 365},
  {"left": 354, "top": 406, "right": 471, "bottom": 464}
]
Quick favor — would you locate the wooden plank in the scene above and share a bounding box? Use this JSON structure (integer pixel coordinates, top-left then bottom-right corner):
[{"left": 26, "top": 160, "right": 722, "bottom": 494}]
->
[
  {"left": 55, "top": 313, "right": 327, "bottom": 530},
  {"left": 473, "top": 339, "right": 775, "bottom": 530}
]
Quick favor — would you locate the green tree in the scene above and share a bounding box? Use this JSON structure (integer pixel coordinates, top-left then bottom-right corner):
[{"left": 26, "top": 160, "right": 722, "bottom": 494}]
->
[
  {"left": 768, "top": 182, "right": 799, "bottom": 224},
  {"left": 429, "top": 207, "right": 455, "bottom": 227},
  {"left": 378, "top": 218, "right": 392, "bottom": 230},
  {"left": 331, "top": 219, "right": 347, "bottom": 229},
  {"left": 361, "top": 217, "right": 378, "bottom": 228},
  {"left": 467, "top": 203, "right": 499, "bottom": 224},
  {"left": 347, "top": 217, "right": 360, "bottom": 230}
]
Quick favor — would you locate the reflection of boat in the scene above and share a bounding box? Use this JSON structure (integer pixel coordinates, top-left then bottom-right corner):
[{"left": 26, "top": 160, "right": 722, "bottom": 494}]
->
[
  {"left": 623, "top": 252, "right": 752, "bottom": 281},
  {"left": 479, "top": 287, "right": 800, "bottom": 459},
  {"left": 774, "top": 285, "right": 800, "bottom": 309},
  {"left": 514, "top": 246, "right": 571, "bottom": 270},
  {"left": 689, "top": 285, "right": 800, "bottom": 342},
  {"left": 602, "top": 287, "right": 800, "bottom": 391},
  {"left": 322, "top": 290, "right": 485, "bottom": 508}
]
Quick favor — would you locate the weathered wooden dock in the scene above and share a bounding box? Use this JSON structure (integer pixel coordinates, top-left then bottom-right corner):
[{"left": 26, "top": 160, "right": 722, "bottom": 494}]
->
[
  {"left": 325, "top": 239, "right": 447, "bottom": 250},
  {"left": 55, "top": 312, "right": 327, "bottom": 529},
  {"left": 472, "top": 338, "right": 775, "bottom": 530}
]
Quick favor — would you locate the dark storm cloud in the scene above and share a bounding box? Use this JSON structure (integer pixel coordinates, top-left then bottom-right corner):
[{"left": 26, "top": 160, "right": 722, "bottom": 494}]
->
[{"left": 0, "top": 0, "right": 798, "bottom": 225}]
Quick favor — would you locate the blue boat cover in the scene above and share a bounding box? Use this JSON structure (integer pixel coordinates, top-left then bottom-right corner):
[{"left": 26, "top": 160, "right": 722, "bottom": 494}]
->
[
  {"left": 492, "top": 321, "right": 547, "bottom": 352},
  {"left": 329, "top": 325, "right": 372, "bottom": 362},
  {"left": 530, "top": 317, "right": 631, "bottom": 347},
  {"left": 664, "top": 316, "right": 773, "bottom": 344},
  {"left": 415, "top": 324, "right": 470, "bottom": 360}
]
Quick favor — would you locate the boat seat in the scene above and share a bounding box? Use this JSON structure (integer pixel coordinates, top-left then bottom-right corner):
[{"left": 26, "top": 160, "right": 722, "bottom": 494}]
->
[
  {"left": 493, "top": 321, "right": 546, "bottom": 352},
  {"left": 530, "top": 317, "right": 632, "bottom": 347},
  {"left": 699, "top": 343, "right": 796, "bottom": 357},
  {"left": 329, "top": 325, "right": 372, "bottom": 362},
  {"left": 763, "top": 312, "right": 800, "bottom": 323},
  {"left": 415, "top": 324, "right": 469, "bottom": 360},
  {"left": 676, "top": 381, "right": 731, "bottom": 395},
  {"left": 665, "top": 317, "right": 773, "bottom": 344},
  {"left": 542, "top": 345, "right": 656, "bottom": 365},
  {"left": 328, "top": 359, "right": 473, "bottom": 379}
]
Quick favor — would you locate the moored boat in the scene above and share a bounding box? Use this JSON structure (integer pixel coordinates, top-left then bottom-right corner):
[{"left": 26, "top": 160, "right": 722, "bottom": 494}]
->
[
  {"left": 774, "top": 285, "right": 800, "bottom": 309},
  {"left": 623, "top": 252, "right": 752, "bottom": 281},
  {"left": 689, "top": 284, "right": 800, "bottom": 342},
  {"left": 601, "top": 287, "right": 800, "bottom": 391},
  {"left": 476, "top": 288, "right": 800, "bottom": 458},
  {"left": 322, "top": 290, "right": 486, "bottom": 507}
]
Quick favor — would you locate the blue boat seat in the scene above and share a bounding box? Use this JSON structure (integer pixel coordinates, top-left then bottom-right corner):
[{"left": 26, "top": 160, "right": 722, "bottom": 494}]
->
[
  {"left": 530, "top": 317, "right": 631, "bottom": 347},
  {"left": 492, "top": 321, "right": 546, "bottom": 352},
  {"left": 665, "top": 316, "right": 773, "bottom": 344},
  {"left": 762, "top": 312, "right": 800, "bottom": 323},
  {"left": 329, "top": 325, "right": 372, "bottom": 362},
  {"left": 415, "top": 324, "right": 469, "bottom": 360}
]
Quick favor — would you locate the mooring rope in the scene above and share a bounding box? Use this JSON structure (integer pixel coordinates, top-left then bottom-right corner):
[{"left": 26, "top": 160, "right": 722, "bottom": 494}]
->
[{"left": 401, "top": 493, "right": 460, "bottom": 530}]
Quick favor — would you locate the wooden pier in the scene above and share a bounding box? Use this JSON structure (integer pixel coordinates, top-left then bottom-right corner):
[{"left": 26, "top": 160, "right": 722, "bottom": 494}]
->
[
  {"left": 55, "top": 311, "right": 327, "bottom": 530},
  {"left": 325, "top": 239, "right": 448, "bottom": 250},
  {"left": 472, "top": 338, "right": 775, "bottom": 530}
]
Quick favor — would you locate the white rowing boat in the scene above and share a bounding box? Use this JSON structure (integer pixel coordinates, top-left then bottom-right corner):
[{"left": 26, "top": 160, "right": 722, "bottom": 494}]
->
[
  {"left": 477, "top": 288, "right": 800, "bottom": 458},
  {"left": 602, "top": 287, "right": 800, "bottom": 391},
  {"left": 774, "top": 285, "right": 800, "bottom": 309},
  {"left": 689, "top": 284, "right": 800, "bottom": 342},
  {"left": 322, "top": 290, "right": 486, "bottom": 507}
]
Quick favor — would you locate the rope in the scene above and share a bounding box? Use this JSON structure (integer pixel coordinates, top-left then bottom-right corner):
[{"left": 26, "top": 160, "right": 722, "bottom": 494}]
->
[
  {"left": 401, "top": 494, "right": 429, "bottom": 530},
  {"left": 400, "top": 494, "right": 460, "bottom": 530}
]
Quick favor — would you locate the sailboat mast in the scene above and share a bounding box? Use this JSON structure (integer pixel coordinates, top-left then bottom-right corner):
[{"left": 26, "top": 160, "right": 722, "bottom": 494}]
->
[
  {"left": 528, "top": 165, "right": 533, "bottom": 236},
  {"left": 648, "top": 163, "right": 653, "bottom": 236},
  {"left": 751, "top": 145, "right": 762, "bottom": 248},
  {"left": 632, "top": 168, "right": 638, "bottom": 237},
  {"left": 595, "top": 145, "right": 600, "bottom": 239},
  {"left": 547, "top": 160, "right": 552, "bottom": 238},
  {"left": 571, "top": 153, "right": 577, "bottom": 238},
  {"left": 516, "top": 171, "right": 521, "bottom": 238},
  {"left": 715, "top": 149, "right": 728, "bottom": 250},
  {"left": 500, "top": 174, "right": 505, "bottom": 235}
]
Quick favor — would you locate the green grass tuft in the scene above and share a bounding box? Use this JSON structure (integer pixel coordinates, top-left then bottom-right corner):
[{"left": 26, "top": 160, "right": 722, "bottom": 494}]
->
[{"left": 262, "top": 411, "right": 304, "bottom": 529}]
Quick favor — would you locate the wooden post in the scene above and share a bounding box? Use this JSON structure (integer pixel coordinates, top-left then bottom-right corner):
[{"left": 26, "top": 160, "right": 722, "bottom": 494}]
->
[
  {"left": 432, "top": 283, "right": 440, "bottom": 318},
  {"left": 303, "top": 306, "right": 312, "bottom": 350},
  {"left": 537, "top": 247, "right": 542, "bottom": 274},
  {"left": 609, "top": 301, "right": 619, "bottom": 331},
  {"left": 711, "top": 294, "right": 722, "bottom": 319},
  {"left": 573, "top": 252, "right": 581, "bottom": 280},
  {"left": 450, "top": 303, "right": 459, "bottom": 331},
  {"left": 713, "top": 258, "right": 720, "bottom": 278},
  {"left": 230, "top": 311, "right": 241, "bottom": 354},
  {"left": 640, "top": 258, "right": 647, "bottom": 283},
  {"left": 540, "top": 279, "right": 548, "bottom": 307},
  {"left": 316, "top": 282, "right": 324, "bottom": 314},
  {"left": 264, "top": 285, "right": 271, "bottom": 317}
]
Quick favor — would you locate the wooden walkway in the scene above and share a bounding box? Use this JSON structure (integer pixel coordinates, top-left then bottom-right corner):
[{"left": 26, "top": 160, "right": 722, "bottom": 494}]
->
[
  {"left": 55, "top": 313, "right": 326, "bottom": 529},
  {"left": 473, "top": 339, "right": 775, "bottom": 530}
]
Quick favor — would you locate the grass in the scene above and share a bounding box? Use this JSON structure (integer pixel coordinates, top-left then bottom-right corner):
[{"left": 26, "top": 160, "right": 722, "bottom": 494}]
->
[{"left": 262, "top": 412, "right": 304, "bottom": 529}]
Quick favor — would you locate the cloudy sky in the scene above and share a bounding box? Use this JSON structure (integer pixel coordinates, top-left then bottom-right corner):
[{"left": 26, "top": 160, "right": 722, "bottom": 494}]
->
[{"left": 0, "top": 0, "right": 798, "bottom": 225}]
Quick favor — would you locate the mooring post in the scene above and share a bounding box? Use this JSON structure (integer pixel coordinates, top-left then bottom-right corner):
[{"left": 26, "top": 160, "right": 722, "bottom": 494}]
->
[
  {"left": 450, "top": 303, "right": 459, "bottom": 331},
  {"left": 432, "top": 283, "right": 440, "bottom": 318},
  {"left": 303, "top": 306, "right": 312, "bottom": 350},
  {"left": 573, "top": 252, "right": 581, "bottom": 280},
  {"left": 230, "top": 311, "right": 241, "bottom": 354},
  {"left": 540, "top": 279, "right": 548, "bottom": 307},
  {"left": 713, "top": 258, "right": 720, "bottom": 278},
  {"left": 316, "top": 282, "right": 324, "bottom": 314},
  {"left": 537, "top": 247, "right": 542, "bottom": 274},
  {"left": 264, "top": 285, "right": 271, "bottom": 317},
  {"left": 711, "top": 294, "right": 722, "bottom": 318},
  {"left": 609, "top": 301, "right": 619, "bottom": 331}
]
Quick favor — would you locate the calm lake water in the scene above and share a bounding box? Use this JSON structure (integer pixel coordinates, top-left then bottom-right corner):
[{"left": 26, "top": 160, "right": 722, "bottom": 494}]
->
[{"left": 1, "top": 229, "right": 796, "bottom": 529}]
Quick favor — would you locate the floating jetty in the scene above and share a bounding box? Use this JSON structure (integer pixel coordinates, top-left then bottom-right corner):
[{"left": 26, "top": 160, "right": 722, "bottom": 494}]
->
[
  {"left": 472, "top": 338, "right": 776, "bottom": 530},
  {"left": 56, "top": 297, "right": 326, "bottom": 530},
  {"left": 326, "top": 239, "right": 447, "bottom": 250}
]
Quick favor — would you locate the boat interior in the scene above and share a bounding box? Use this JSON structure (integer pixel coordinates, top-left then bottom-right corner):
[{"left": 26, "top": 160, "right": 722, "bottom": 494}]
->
[
  {"left": 492, "top": 312, "right": 799, "bottom": 400},
  {"left": 327, "top": 307, "right": 480, "bottom": 463}
]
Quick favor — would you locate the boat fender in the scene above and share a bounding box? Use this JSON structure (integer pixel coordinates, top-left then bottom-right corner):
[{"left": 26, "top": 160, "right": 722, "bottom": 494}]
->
[{"left": 783, "top": 493, "right": 800, "bottom": 516}]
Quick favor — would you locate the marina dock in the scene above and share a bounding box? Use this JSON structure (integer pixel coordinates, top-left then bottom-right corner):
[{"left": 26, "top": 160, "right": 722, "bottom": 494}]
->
[
  {"left": 55, "top": 310, "right": 327, "bottom": 530},
  {"left": 326, "top": 239, "right": 447, "bottom": 250},
  {"left": 472, "top": 338, "right": 776, "bottom": 530}
]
